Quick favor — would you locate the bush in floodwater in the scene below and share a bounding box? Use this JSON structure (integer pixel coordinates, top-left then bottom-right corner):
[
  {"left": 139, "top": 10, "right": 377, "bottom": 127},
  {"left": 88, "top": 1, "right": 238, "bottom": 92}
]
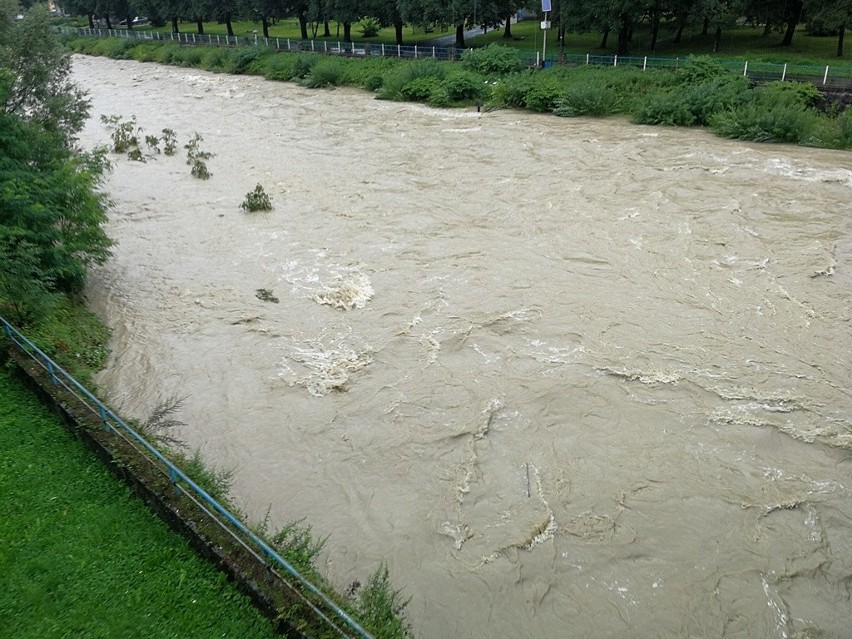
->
[
  {"left": 184, "top": 133, "right": 214, "bottom": 179},
  {"left": 553, "top": 82, "right": 625, "bottom": 117},
  {"left": 242, "top": 184, "right": 273, "bottom": 212}
]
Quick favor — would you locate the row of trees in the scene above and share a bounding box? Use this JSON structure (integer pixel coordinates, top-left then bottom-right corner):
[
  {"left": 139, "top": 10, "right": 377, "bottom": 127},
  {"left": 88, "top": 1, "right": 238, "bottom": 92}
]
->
[
  {"left": 1, "top": 1, "right": 112, "bottom": 324},
  {"left": 54, "top": 0, "right": 850, "bottom": 54}
]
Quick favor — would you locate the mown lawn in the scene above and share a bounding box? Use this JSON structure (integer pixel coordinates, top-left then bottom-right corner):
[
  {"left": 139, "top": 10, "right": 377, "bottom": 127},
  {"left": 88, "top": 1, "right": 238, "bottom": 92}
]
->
[{"left": 0, "top": 365, "right": 279, "bottom": 639}]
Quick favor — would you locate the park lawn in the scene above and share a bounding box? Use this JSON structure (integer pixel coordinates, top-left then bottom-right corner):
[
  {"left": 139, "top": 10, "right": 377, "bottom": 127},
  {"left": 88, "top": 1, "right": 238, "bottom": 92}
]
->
[
  {"left": 473, "top": 20, "right": 848, "bottom": 66},
  {"left": 0, "top": 366, "right": 279, "bottom": 639}
]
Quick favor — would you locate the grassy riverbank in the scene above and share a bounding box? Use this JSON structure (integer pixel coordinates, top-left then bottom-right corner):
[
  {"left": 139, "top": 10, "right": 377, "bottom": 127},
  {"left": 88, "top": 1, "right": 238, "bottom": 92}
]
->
[
  {"left": 65, "top": 36, "right": 852, "bottom": 150},
  {"left": 0, "top": 365, "right": 280, "bottom": 639}
]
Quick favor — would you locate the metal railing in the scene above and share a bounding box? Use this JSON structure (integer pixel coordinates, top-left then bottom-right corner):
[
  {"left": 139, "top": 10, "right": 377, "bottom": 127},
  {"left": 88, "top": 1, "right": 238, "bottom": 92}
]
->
[
  {"left": 0, "top": 315, "right": 374, "bottom": 639},
  {"left": 59, "top": 26, "right": 852, "bottom": 89}
]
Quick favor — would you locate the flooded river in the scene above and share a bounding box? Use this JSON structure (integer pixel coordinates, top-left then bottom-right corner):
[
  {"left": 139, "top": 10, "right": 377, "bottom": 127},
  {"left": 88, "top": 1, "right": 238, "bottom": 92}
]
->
[{"left": 74, "top": 55, "right": 852, "bottom": 638}]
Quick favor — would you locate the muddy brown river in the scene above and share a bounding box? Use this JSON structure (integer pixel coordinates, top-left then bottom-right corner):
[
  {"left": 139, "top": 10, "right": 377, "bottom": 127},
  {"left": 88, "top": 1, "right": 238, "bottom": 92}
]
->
[{"left": 74, "top": 55, "right": 851, "bottom": 638}]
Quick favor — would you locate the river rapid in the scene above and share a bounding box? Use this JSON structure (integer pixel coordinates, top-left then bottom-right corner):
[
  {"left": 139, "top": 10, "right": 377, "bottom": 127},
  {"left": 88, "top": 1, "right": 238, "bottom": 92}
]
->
[{"left": 74, "top": 55, "right": 852, "bottom": 638}]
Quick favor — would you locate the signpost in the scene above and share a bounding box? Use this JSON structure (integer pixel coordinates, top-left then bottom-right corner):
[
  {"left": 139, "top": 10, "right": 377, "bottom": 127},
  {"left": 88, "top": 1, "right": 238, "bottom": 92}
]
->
[{"left": 541, "top": 0, "right": 551, "bottom": 67}]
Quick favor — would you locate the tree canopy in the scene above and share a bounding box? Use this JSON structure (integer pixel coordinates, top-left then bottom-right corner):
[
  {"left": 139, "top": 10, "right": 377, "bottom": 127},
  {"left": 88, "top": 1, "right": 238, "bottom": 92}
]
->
[{"left": 1, "top": 2, "right": 112, "bottom": 324}]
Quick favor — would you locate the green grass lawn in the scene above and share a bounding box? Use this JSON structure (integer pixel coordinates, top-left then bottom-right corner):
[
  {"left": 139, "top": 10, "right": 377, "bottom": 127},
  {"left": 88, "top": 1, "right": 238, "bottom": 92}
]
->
[
  {"left": 64, "top": 13, "right": 850, "bottom": 67},
  {"left": 0, "top": 365, "right": 279, "bottom": 639}
]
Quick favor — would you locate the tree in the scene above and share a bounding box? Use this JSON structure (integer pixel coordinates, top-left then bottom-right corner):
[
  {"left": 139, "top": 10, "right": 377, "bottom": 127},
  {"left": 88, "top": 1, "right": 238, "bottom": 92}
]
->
[
  {"left": 808, "top": 0, "right": 852, "bottom": 56},
  {"left": 0, "top": 5, "right": 112, "bottom": 322},
  {"left": 779, "top": 0, "right": 803, "bottom": 46}
]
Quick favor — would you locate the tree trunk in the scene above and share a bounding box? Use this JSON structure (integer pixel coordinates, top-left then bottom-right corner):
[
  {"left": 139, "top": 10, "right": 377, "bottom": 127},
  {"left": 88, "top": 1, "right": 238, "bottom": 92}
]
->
[
  {"left": 105, "top": 15, "right": 112, "bottom": 29},
  {"left": 343, "top": 21, "right": 352, "bottom": 42},
  {"left": 674, "top": 19, "right": 685, "bottom": 43},
  {"left": 127, "top": 15, "right": 134, "bottom": 30},
  {"left": 196, "top": 19, "right": 203, "bottom": 35},
  {"left": 324, "top": 21, "right": 331, "bottom": 37},
  {"left": 171, "top": 17, "right": 179, "bottom": 34},
  {"left": 839, "top": 24, "right": 846, "bottom": 57},
  {"left": 763, "top": 19, "right": 771, "bottom": 36},
  {"left": 650, "top": 12, "right": 660, "bottom": 51},
  {"left": 779, "top": 0, "right": 803, "bottom": 46},
  {"left": 262, "top": 17, "right": 269, "bottom": 39},
  {"left": 713, "top": 26, "right": 721, "bottom": 52},
  {"left": 394, "top": 21, "right": 404, "bottom": 45},
  {"left": 600, "top": 28, "right": 609, "bottom": 48},
  {"left": 298, "top": 13, "right": 308, "bottom": 39},
  {"left": 503, "top": 13, "right": 512, "bottom": 38},
  {"left": 455, "top": 23, "right": 465, "bottom": 48},
  {"left": 616, "top": 14, "right": 631, "bottom": 56},
  {"left": 226, "top": 14, "right": 234, "bottom": 37},
  {"left": 87, "top": 12, "right": 94, "bottom": 29}
]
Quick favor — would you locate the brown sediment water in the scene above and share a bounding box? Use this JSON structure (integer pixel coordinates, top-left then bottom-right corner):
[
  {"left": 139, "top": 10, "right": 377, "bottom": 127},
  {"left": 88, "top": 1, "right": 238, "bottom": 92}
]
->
[{"left": 75, "top": 54, "right": 852, "bottom": 638}]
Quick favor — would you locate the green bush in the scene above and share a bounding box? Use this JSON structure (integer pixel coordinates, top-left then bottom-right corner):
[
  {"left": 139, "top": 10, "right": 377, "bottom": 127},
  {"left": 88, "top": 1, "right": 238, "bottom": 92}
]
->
[
  {"left": 753, "top": 80, "right": 823, "bottom": 109},
  {"left": 288, "top": 54, "right": 319, "bottom": 80},
  {"left": 377, "top": 59, "right": 446, "bottom": 101},
  {"left": 399, "top": 75, "right": 441, "bottom": 101},
  {"left": 428, "top": 71, "right": 485, "bottom": 106},
  {"left": 241, "top": 184, "right": 273, "bottom": 212},
  {"left": 223, "top": 47, "right": 269, "bottom": 74},
  {"left": 676, "top": 55, "right": 731, "bottom": 84},
  {"left": 553, "top": 83, "right": 624, "bottom": 117},
  {"left": 302, "top": 57, "right": 348, "bottom": 88},
  {"left": 634, "top": 75, "right": 750, "bottom": 126},
  {"left": 710, "top": 102, "right": 823, "bottom": 144},
  {"left": 461, "top": 44, "right": 525, "bottom": 75}
]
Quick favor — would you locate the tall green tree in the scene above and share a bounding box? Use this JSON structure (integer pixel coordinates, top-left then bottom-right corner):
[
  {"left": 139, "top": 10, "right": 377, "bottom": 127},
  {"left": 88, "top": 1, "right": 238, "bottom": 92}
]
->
[
  {"left": 808, "top": 0, "right": 852, "bottom": 56},
  {"left": 0, "top": 4, "right": 112, "bottom": 322}
]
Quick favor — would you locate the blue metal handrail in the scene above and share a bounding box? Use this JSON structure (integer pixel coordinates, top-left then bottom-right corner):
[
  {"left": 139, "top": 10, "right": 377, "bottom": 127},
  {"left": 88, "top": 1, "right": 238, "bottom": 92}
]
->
[{"left": 0, "top": 315, "right": 374, "bottom": 639}]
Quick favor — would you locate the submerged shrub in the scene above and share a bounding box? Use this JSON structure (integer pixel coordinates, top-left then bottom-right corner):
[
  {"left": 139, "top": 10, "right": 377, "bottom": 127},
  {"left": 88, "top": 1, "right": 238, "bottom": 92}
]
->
[{"left": 241, "top": 184, "right": 273, "bottom": 211}]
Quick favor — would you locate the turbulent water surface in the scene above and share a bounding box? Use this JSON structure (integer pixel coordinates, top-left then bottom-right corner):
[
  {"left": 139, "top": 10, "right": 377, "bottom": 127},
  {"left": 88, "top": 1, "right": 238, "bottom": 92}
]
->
[{"left": 75, "top": 55, "right": 852, "bottom": 638}]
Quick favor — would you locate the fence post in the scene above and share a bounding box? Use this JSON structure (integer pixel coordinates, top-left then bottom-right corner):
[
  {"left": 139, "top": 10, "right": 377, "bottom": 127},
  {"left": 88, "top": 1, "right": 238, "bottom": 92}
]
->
[
  {"left": 397, "top": 44, "right": 401, "bottom": 58},
  {"left": 643, "top": 56, "right": 647, "bottom": 71},
  {"left": 586, "top": 53, "right": 589, "bottom": 65},
  {"left": 275, "top": 37, "right": 279, "bottom": 50},
  {"left": 781, "top": 63, "right": 787, "bottom": 82},
  {"left": 824, "top": 65, "right": 829, "bottom": 85},
  {"left": 46, "top": 360, "right": 58, "bottom": 385},
  {"left": 743, "top": 61, "right": 748, "bottom": 76},
  {"left": 382, "top": 43, "right": 385, "bottom": 57},
  {"left": 415, "top": 45, "right": 418, "bottom": 59},
  {"left": 614, "top": 55, "right": 618, "bottom": 67},
  {"left": 433, "top": 46, "right": 436, "bottom": 59}
]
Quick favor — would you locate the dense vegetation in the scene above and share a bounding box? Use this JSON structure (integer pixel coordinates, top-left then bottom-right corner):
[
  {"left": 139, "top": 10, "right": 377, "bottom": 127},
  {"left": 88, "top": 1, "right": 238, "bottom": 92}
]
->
[
  {"left": 55, "top": 0, "right": 851, "bottom": 57},
  {"left": 65, "top": 36, "right": 852, "bottom": 149}
]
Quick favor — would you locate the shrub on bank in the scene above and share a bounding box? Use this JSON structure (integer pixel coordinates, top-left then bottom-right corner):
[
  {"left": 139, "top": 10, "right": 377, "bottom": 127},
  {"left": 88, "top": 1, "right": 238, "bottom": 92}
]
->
[{"left": 61, "top": 35, "right": 852, "bottom": 150}]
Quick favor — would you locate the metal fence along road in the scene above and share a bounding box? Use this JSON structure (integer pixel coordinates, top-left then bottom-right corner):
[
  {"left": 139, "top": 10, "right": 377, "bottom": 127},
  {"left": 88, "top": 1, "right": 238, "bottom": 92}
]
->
[
  {"left": 0, "top": 316, "right": 375, "bottom": 639},
  {"left": 61, "top": 26, "right": 852, "bottom": 90}
]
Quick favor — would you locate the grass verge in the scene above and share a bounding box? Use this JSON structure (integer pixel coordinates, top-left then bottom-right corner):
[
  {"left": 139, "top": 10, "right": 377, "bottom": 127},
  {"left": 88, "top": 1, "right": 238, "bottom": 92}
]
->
[{"left": 0, "top": 365, "right": 280, "bottom": 639}]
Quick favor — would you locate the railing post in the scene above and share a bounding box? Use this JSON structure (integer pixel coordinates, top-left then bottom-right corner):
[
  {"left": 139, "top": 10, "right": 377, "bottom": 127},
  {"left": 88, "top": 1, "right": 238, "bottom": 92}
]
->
[
  {"left": 98, "top": 405, "right": 109, "bottom": 431},
  {"left": 415, "top": 45, "right": 418, "bottom": 59},
  {"left": 781, "top": 63, "right": 787, "bottom": 82},
  {"left": 586, "top": 53, "right": 589, "bottom": 65},
  {"left": 381, "top": 43, "right": 385, "bottom": 56},
  {"left": 643, "top": 56, "right": 647, "bottom": 71},
  {"left": 46, "top": 360, "right": 58, "bottom": 385},
  {"left": 276, "top": 37, "right": 279, "bottom": 50},
  {"left": 824, "top": 65, "right": 829, "bottom": 85},
  {"left": 743, "top": 60, "right": 748, "bottom": 76},
  {"left": 433, "top": 46, "right": 436, "bottom": 59},
  {"left": 397, "top": 44, "right": 401, "bottom": 58},
  {"left": 311, "top": 39, "right": 315, "bottom": 51},
  {"left": 613, "top": 55, "right": 618, "bottom": 67}
]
